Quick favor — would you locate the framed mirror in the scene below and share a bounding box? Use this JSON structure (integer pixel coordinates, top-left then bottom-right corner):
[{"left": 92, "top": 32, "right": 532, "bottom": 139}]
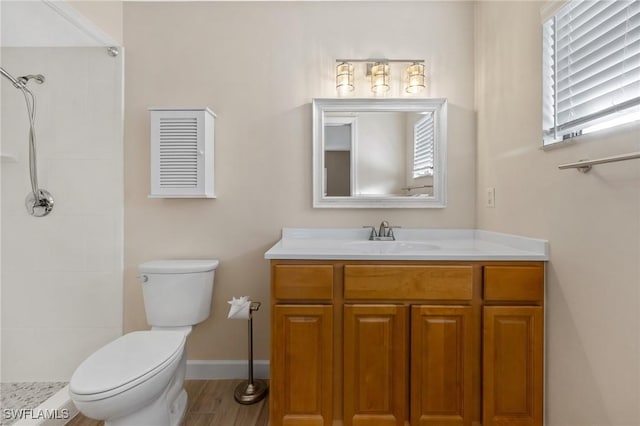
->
[{"left": 312, "top": 98, "right": 447, "bottom": 208}]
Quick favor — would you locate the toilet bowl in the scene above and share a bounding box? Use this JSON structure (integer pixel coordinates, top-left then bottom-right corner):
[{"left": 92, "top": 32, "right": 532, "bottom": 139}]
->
[{"left": 69, "top": 260, "right": 218, "bottom": 426}]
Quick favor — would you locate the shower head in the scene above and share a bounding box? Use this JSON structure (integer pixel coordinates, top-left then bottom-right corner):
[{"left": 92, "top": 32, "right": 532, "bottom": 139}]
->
[
  {"left": 18, "top": 74, "right": 45, "bottom": 85},
  {"left": 0, "top": 67, "right": 45, "bottom": 89}
]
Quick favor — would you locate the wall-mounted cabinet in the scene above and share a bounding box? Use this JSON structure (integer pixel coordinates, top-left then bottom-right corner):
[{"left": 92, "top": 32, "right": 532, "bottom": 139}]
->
[
  {"left": 269, "top": 260, "right": 544, "bottom": 426},
  {"left": 149, "top": 108, "right": 216, "bottom": 198}
]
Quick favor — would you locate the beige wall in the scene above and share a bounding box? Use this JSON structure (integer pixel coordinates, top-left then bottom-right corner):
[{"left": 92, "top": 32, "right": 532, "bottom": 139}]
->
[
  {"left": 123, "top": 1, "right": 476, "bottom": 360},
  {"left": 68, "top": 0, "right": 123, "bottom": 45},
  {"left": 475, "top": 2, "right": 640, "bottom": 425}
]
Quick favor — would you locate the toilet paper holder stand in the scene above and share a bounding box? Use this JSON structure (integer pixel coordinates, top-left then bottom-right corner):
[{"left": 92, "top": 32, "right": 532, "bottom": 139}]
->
[{"left": 234, "top": 301, "right": 268, "bottom": 404}]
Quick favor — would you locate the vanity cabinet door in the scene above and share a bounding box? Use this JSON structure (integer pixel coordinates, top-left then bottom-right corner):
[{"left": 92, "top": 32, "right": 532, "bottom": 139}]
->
[
  {"left": 483, "top": 306, "right": 543, "bottom": 426},
  {"left": 271, "top": 305, "right": 333, "bottom": 426},
  {"left": 344, "top": 304, "right": 408, "bottom": 426},
  {"left": 411, "top": 305, "right": 473, "bottom": 426}
]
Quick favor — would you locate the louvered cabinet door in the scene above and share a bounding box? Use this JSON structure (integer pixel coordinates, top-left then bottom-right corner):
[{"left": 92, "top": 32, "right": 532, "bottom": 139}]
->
[
  {"left": 483, "top": 306, "right": 543, "bottom": 426},
  {"left": 149, "top": 108, "right": 215, "bottom": 198},
  {"left": 411, "top": 305, "right": 473, "bottom": 426},
  {"left": 344, "top": 304, "right": 408, "bottom": 426},
  {"left": 271, "top": 305, "right": 333, "bottom": 426}
]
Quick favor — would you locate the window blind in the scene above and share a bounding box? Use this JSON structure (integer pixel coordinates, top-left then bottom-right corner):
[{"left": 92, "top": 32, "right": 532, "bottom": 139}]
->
[
  {"left": 413, "top": 113, "right": 434, "bottom": 178},
  {"left": 543, "top": 0, "right": 640, "bottom": 145}
]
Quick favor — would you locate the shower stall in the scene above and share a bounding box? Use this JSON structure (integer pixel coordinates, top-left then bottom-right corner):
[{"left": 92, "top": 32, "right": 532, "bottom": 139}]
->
[{"left": 1, "top": 1, "right": 123, "bottom": 422}]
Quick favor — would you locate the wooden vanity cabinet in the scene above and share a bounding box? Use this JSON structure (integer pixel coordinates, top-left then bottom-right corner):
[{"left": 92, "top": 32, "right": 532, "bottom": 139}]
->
[
  {"left": 270, "top": 264, "right": 335, "bottom": 426},
  {"left": 343, "top": 304, "right": 408, "bottom": 426},
  {"left": 343, "top": 264, "right": 477, "bottom": 426},
  {"left": 482, "top": 266, "right": 544, "bottom": 426},
  {"left": 272, "top": 304, "right": 333, "bottom": 426},
  {"left": 411, "top": 305, "right": 474, "bottom": 426},
  {"left": 270, "top": 261, "right": 544, "bottom": 426}
]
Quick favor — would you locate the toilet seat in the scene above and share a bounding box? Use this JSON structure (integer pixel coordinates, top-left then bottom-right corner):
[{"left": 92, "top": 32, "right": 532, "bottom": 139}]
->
[{"left": 70, "top": 331, "right": 185, "bottom": 402}]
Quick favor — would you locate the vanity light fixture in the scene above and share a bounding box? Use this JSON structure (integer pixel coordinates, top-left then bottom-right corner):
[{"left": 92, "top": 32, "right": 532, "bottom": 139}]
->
[
  {"left": 336, "top": 62, "right": 355, "bottom": 95},
  {"left": 335, "top": 58, "right": 426, "bottom": 95}
]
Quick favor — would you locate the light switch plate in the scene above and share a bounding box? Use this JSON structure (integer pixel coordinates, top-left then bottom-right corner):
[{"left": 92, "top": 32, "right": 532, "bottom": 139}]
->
[{"left": 486, "top": 187, "right": 495, "bottom": 208}]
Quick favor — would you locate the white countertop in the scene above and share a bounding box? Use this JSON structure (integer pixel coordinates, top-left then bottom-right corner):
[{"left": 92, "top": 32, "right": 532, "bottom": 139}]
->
[{"left": 264, "top": 228, "right": 549, "bottom": 261}]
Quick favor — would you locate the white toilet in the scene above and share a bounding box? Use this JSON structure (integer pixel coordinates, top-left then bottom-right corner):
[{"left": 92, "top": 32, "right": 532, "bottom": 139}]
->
[{"left": 69, "top": 259, "right": 219, "bottom": 426}]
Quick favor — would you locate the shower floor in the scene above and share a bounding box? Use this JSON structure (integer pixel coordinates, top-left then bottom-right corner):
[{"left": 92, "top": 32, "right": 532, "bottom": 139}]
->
[{"left": 0, "top": 382, "right": 67, "bottom": 425}]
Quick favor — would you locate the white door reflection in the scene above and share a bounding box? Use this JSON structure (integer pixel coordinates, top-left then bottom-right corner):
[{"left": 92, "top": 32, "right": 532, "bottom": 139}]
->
[
  {"left": 324, "top": 116, "right": 356, "bottom": 196},
  {"left": 323, "top": 112, "right": 433, "bottom": 197}
]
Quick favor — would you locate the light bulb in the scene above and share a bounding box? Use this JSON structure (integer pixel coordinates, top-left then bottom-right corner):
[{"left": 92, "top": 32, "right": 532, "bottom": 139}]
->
[
  {"left": 370, "top": 62, "right": 390, "bottom": 95},
  {"left": 406, "top": 63, "right": 425, "bottom": 94},
  {"left": 336, "top": 62, "right": 354, "bottom": 95}
]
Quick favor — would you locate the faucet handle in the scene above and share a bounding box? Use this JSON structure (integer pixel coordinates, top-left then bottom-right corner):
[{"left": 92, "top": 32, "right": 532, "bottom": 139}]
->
[
  {"left": 363, "top": 226, "right": 377, "bottom": 240},
  {"left": 387, "top": 225, "right": 401, "bottom": 239}
]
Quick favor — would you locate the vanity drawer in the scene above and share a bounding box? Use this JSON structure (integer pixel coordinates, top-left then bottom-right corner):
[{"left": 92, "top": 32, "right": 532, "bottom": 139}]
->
[
  {"left": 273, "top": 265, "right": 334, "bottom": 301},
  {"left": 344, "top": 265, "right": 473, "bottom": 301},
  {"left": 484, "top": 265, "right": 544, "bottom": 302}
]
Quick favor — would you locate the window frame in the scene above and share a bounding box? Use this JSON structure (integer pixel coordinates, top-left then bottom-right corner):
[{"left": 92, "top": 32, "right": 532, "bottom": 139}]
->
[{"left": 542, "top": 0, "right": 640, "bottom": 147}]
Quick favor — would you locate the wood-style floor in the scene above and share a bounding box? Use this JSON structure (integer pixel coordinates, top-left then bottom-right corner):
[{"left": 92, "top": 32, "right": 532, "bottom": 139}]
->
[{"left": 66, "top": 380, "right": 269, "bottom": 426}]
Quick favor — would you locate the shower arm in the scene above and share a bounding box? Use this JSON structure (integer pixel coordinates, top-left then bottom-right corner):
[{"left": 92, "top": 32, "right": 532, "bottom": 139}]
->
[
  {"left": 2, "top": 67, "right": 39, "bottom": 197},
  {"left": 0, "top": 66, "right": 23, "bottom": 88}
]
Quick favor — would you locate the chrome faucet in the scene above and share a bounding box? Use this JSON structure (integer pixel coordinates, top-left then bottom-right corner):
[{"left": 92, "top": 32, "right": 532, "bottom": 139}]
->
[
  {"left": 378, "top": 220, "right": 390, "bottom": 239},
  {"left": 363, "top": 220, "right": 400, "bottom": 241}
]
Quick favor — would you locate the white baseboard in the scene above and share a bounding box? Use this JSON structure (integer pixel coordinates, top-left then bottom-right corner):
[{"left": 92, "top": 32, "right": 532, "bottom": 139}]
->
[{"left": 186, "top": 360, "right": 270, "bottom": 380}]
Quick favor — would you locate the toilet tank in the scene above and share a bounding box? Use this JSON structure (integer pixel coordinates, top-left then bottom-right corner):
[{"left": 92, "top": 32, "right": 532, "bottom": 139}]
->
[{"left": 138, "top": 259, "right": 219, "bottom": 327}]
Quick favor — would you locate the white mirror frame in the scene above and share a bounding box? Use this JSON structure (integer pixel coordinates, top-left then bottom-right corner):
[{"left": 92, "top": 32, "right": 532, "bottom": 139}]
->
[{"left": 312, "top": 98, "right": 447, "bottom": 208}]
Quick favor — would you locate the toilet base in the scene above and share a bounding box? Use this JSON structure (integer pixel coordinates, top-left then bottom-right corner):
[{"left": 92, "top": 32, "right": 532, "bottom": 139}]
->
[
  {"left": 171, "top": 389, "right": 188, "bottom": 426},
  {"left": 103, "top": 349, "right": 188, "bottom": 426},
  {"left": 105, "top": 388, "right": 187, "bottom": 426}
]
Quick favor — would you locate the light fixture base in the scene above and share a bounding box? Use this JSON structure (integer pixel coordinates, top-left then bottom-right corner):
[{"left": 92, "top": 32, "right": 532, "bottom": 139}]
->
[{"left": 365, "top": 62, "right": 374, "bottom": 77}]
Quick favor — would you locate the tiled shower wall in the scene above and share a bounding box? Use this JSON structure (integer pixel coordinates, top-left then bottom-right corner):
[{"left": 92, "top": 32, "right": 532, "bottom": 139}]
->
[{"left": 1, "top": 47, "right": 123, "bottom": 381}]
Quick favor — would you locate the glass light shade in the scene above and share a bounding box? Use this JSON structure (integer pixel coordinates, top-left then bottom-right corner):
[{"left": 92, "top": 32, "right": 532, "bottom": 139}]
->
[
  {"left": 406, "top": 63, "right": 425, "bottom": 94},
  {"left": 370, "top": 63, "right": 390, "bottom": 94},
  {"left": 336, "top": 62, "right": 354, "bottom": 95}
]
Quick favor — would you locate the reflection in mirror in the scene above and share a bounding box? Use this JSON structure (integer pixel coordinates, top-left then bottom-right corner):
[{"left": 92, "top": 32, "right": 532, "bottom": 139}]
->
[
  {"left": 313, "top": 98, "right": 447, "bottom": 208},
  {"left": 324, "top": 116, "right": 356, "bottom": 196}
]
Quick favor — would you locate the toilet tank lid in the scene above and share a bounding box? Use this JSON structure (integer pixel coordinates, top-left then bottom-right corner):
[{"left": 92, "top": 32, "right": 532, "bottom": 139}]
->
[{"left": 139, "top": 259, "right": 219, "bottom": 274}]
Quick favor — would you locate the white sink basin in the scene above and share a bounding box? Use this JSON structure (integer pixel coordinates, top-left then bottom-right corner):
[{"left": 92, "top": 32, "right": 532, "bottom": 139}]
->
[{"left": 342, "top": 240, "right": 440, "bottom": 253}]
